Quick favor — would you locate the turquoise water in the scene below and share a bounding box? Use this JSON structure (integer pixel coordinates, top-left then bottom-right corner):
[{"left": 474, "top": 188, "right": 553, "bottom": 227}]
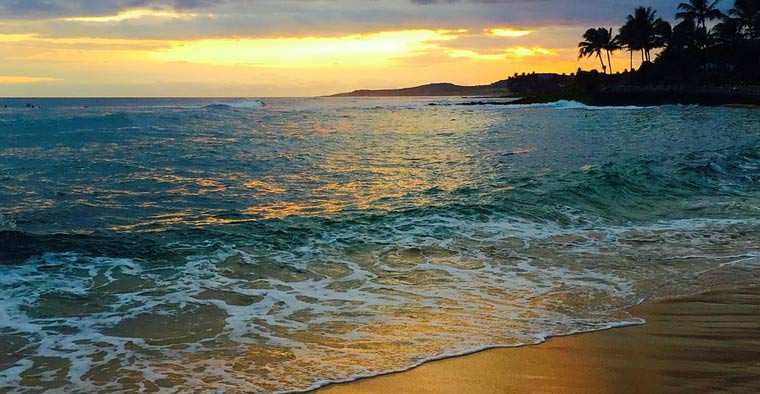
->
[{"left": 1, "top": 97, "right": 759, "bottom": 392}]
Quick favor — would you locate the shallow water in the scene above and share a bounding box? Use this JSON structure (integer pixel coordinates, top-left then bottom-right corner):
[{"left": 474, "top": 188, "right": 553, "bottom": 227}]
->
[{"left": 1, "top": 97, "right": 759, "bottom": 392}]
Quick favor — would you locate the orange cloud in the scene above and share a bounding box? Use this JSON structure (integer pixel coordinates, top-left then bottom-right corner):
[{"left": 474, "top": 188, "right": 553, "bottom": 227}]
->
[
  {"left": 154, "top": 30, "right": 459, "bottom": 68},
  {"left": 487, "top": 28, "right": 534, "bottom": 37},
  {"left": 0, "top": 76, "right": 58, "bottom": 84},
  {"left": 62, "top": 9, "right": 205, "bottom": 23}
]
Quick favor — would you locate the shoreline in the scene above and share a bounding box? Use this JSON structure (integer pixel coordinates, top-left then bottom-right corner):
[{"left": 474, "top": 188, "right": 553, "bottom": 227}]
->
[
  {"left": 313, "top": 285, "right": 760, "bottom": 393},
  {"left": 470, "top": 88, "right": 760, "bottom": 107},
  {"left": 299, "top": 322, "right": 643, "bottom": 394},
  {"left": 458, "top": 98, "right": 760, "bottom": 109},
  {"left": 297, "top": 319, "right": 644, "bottom": 394}
]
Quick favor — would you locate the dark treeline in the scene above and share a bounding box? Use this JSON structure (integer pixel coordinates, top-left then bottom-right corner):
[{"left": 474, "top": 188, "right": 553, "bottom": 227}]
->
[{"left": 578, "top": 0, "right": 760, "bottom": 84}]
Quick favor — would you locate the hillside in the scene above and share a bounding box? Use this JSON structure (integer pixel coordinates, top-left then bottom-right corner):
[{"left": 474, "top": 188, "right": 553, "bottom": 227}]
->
[{"left": 329, "top": 82, "right": 511, "bottom": 97}]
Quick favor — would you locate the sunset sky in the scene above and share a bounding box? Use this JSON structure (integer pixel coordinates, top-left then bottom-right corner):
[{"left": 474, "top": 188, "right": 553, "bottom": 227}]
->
[{"left": 0, "top": 0, "right": 685, "bottom": 97}]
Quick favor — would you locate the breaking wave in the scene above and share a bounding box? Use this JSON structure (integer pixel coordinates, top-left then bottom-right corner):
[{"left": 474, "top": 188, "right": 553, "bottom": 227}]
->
[{"left": 1, "top": 97, "right": 759, "bottom": 392}]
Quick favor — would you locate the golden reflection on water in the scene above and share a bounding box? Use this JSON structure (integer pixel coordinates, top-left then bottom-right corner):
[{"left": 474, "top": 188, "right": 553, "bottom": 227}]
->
[
  {"left": 109, "top": 210, "right": 248, "bottom": 231},
  {"left": 243, "top": 122, "right": 477, "bottom": 220},
  {"left": 242, "top": 201, "right": 345, "bottom": 220},
  {"left": 82, "top": 106, "right": 504, "bottom": 231},
  {"left": 242, "top": 180, "right": 286, "bottom": 194}
]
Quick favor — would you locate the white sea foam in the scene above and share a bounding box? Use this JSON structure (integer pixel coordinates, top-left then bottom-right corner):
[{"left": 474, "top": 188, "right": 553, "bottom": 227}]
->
[
  {"left": 478, "top": 100, "right": 649, "bottom": 110},
  {"left": 212, "top": 99, "right": 266, "bottom": 109},
  {"left": 143, "top": 99, "right": 267, "bottom": 110},
  {"left": 2, "top": 215, "right": 759, "bottom": 392},
  {"left": 0, "top": 214, "right": 16, "bottom": 231}
]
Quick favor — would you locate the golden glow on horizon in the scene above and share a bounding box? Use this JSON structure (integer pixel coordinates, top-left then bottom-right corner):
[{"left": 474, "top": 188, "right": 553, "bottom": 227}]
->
[
  {"left": 0, "top": 34, "right": 173, "bottom": 47},
  {"left": 0, "top": 34, "right": 38, "bottom": 42},
  {"left": 488, "top": 28, "right": 534, "bottom": 37},
  {"left": 154, "top": 30, "right": 459, "bottom": 68},
  {"left": 0, "top": 23, "right": 630, "bottom": 95},
  {"left": 0, "top": 76, "right": 58, "bottom": 84},
  {"left": 506, "top": 46, "right": 555, "bottom": 57},
  {"left": 62, "top": 9, "right": 203, "bottom": 22},
  {"left": 447, "top": 46, "right": 555, "bottom": 60}
]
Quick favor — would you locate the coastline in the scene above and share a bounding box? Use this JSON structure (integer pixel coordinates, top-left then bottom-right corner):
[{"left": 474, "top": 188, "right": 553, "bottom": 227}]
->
[
  {"left": 464, "top": 86, "right": 760, "bottom": 107},
  {"left": 314, "top": 285, "right": 760, "bottom": 394}
]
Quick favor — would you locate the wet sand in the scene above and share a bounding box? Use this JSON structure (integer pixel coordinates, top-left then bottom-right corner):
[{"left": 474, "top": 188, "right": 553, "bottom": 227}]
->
[{"left": 316, "top": 286, "right": 760, "bottom": 394}]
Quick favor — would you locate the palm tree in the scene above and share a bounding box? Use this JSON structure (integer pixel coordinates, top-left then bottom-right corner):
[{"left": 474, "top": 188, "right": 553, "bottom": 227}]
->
[
  {"left": 617, "top": 21, "right": 638, "bottom": 70},
  {"left": 677, "top": 0, "right": 725, "bottom": 29},
  {"left": 602, "top": 28, "right": 622, "bottom": 73},
  {"left": 618, "top": 7, "right": 670, "bottom": 67},
  {"left": 578, "top": 27, "right": 609, "bottom": 73},
  {"left": 730, "top": 0, "right": 760, "bottom": 39},
  {"left": 668, "top": 18, "right": 700, "bottom": 51},
  {"left": 711, "top": 17, "right": 744, "bottom": 45},
  {"left": 653, "top": 19, "right": 673, "bottom": 51}
]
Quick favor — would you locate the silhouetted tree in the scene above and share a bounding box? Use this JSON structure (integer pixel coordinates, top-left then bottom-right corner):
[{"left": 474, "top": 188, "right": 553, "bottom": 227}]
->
[
  {"left": 578, "top": 27, "right": 612, "bottom": 73},
  {"left": 669, "top": 18, "right": 700, "bottom": 52},
  {"left": 572, "top": 0, "right": 759, "bottom": 85},
  {"left": 730, "top": 0, "right": 760, "bottom": 38},
  {"left": 677, "top": 0, "right": 726, "bottom": 29},
  {"left": 618, "top": 21, "right": 639, "bottom": 70},
  {"left": 711, "top": 17, "right": 745, "bottom": 44},
  {"left": 653, "top": 19, "right": 674, "bottom": 49},
  {"left": 617, "top": 7, "right": 670, "bottom": 66},
  {"left": 602, "top": 28, "right": 623, "bottom": 73}
]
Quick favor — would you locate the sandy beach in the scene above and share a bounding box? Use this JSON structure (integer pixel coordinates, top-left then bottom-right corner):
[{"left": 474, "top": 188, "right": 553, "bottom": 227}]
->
[{"left": 316, "top": 286, "right": 760, "bottom": 394}]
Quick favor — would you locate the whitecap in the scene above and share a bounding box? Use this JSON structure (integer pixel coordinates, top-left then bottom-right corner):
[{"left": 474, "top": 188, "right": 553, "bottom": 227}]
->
[
  {"left": 483, "top": 100, "right": 648, "bottom": 110},
  {"left": 213, "top": 99, "right": 266, "bottom": 109}
]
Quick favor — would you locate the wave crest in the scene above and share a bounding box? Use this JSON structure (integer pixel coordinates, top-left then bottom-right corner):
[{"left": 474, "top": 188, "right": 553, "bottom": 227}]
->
[
  {"left": 502, "top": 100, "right": 648, "bottom": 110},
  {"left": 203, "top": 99, "right": 265, "bottom": 110}
]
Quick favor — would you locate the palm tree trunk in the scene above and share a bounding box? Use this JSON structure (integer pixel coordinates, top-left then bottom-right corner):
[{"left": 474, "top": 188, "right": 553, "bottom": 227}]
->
[
  {"left": 607, "top": 50, "right": 613, "bottom": 74},
  {"left": 598, "top": 53, "right": 606, "bottom": 74},
  {"left": 630, "top": 50, "right": 633, "bottom": 71}
]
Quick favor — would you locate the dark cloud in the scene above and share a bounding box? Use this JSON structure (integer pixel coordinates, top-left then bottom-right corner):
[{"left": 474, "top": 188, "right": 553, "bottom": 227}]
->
[
  {"left": 0, "top": 0, "right": 686, "bottom": 21},
  {"left": 0, "top": 0, "right": 65, "bottom": 17},
  {"left": 0, "top": 0, "right": 694, "bottom": 40},
  {"left": 0, "top": 0, "right": 226, "bottom": 18}
]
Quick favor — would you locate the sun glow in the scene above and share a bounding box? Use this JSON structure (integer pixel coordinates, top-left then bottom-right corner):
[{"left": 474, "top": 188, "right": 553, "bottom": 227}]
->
[
  {"left": 447, "top": 46, "right": 555, "bottom": 61},
  {"left": 488, "top": 28, "right": 534, "bottom": 37},
  {"left": 0, "top": 76, "right": 58, "bottom": 84},
  {"left": 154, "top": 30, "right": 459, "bottom": 68},
  {"left": 0, "top": 20, "right": 601, "bottom": 96},
  {"left": 506, "top": 46, "right": 555, "bottom": 57},
  {"left": 0, "top": 34, "right": 38, "bottom": 42},
  {"left": 62, "top": 9, "right": 203, "bottom": 23}
]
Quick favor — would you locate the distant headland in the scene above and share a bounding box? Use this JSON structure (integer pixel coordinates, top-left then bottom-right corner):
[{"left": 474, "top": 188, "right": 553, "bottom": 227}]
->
[{"left": 328, "top": 82, "right": 511, "bottom": 97}]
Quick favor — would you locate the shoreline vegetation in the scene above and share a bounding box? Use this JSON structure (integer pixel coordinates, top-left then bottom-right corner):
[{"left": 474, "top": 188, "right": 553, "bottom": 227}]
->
[{"left": 331, "top": 0, "right": 760, "bottom": 107}]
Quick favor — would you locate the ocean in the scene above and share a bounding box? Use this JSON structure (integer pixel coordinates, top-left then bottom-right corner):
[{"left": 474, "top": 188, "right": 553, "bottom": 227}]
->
[{"left": 1, "top": 97, "right": 759, "bottom": 392}]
